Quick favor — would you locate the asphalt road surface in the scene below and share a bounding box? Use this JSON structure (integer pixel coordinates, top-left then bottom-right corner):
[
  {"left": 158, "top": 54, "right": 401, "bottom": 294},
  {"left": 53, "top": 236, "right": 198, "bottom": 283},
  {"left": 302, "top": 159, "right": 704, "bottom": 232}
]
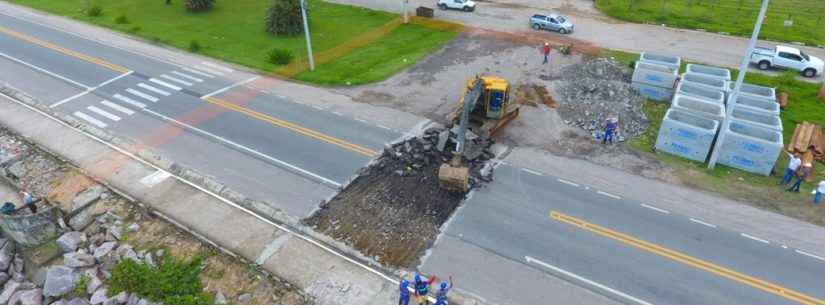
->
[{"left": 0, "top": 12, "right": 404, "bottom": 218}]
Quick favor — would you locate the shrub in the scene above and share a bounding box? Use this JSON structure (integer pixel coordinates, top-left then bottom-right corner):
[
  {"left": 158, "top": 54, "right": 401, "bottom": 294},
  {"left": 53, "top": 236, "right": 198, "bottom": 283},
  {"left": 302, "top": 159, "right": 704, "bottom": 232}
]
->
[
  {"left": 265, "top": 0, "right": 303, "bottom": 36},
  {"left": 86, "top": 6, "right": 102, "bottom": 17},
  {"left": 74, "top": 274, "right": 89, "bottom": 296},
  {"left": 267, "top": 48, "right": 293, "bottom": 65},
  {"left": 115, "top": 15, "right": 130, "bottom": 24},
  {"left": 129, "top": 26, "right": 142, "bottom": 33},
  {"left": 189, "top": 40, "right": 201, "bottom": 52},
  {"left": 185, "top": 0, "right": 216, "bottom": 12},
  {"left": 109, "top": 254, "right": 211, "bottom": 305}
]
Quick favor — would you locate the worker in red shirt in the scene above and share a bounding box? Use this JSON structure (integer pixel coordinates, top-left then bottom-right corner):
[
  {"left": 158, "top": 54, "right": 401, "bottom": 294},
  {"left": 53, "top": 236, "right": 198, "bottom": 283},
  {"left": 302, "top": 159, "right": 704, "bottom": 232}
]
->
[{"left": 542, "top": 42, "right": 551, "bottom": 64}]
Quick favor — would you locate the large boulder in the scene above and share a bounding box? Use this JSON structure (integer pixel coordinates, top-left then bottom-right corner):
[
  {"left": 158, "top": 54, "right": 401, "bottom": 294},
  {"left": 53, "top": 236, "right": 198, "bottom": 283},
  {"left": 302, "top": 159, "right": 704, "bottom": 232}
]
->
[
  {"left": 62, "top": 253, "right": 95, "bottom": 268},
  {"left": 0, "top": 281, "right": 21, "bottom": 304},
  {"left": 92, "top": 243, "right": 116, "bottom": 260},
  {"left": 0, "top": 241, "right": 14, "bottom": 272},
  {"left": 67, "top": 298, "right": 90, "bottom": 305},
  {"left": 9, "top": 288, "right": 43, "bottom": 305},
  {"left": 89, "top": 289, "right": 108, "bottom": 305},
  {"left": 71, "top": 185, "right": 104, "bottom": 212},
  {"left": 43, "top": 266, "right": 77, "bottom": 298},
  {"left": 56, "top": 232, "right": 87, "bottom": 254},
  {"left": 83, "top": 270, "right": 102, "bottom": 295}
]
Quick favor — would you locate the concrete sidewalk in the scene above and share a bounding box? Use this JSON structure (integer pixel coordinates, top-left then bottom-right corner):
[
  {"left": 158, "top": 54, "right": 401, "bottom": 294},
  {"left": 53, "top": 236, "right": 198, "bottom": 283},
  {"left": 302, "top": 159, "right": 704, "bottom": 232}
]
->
[{"left": 0, "top": 92, "right": 403, "bottom": 305}]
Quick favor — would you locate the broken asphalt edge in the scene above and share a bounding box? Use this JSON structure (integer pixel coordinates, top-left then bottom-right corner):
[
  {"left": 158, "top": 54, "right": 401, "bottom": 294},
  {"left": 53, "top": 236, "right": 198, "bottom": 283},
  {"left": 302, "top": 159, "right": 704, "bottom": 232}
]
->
[{"left": 0, "top": 83, "right": 486, "bottom": 305}]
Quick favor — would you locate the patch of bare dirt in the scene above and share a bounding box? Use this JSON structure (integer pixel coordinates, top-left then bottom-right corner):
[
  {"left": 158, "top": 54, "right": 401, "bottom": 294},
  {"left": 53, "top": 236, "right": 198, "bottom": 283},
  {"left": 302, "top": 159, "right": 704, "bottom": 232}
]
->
[{"left": 514, "top": 83, "right": 556, "bottom": 108}]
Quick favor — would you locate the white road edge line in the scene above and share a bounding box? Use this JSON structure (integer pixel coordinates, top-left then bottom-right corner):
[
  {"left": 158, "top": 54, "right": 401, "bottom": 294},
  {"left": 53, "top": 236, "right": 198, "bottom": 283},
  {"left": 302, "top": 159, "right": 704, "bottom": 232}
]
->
[
  {"left": 795, "top": 250, "right": 825, "bottom": 262},
  {"left": 1, "top": 91, "right": 410, "bottom": 300},
  {"left": 100, "top": 100, "right": 134, "bottom": 115},
  {"left": 689, "top": 218, "right": 717, "bottom": 228},
  {"left": 113, "top": 94, "right": 146, "bottom": 108},
  {"left": 520, "top": 168, "right": 543, "bottom": 176},
  {"left": 0, "top": 50, "right": 91, "bottom": 89},
  {"left": 160, "top": 74, "right": 193, "bottom": 86},
  {"left": 171, "top": 71, "right": 204, "bottom": 82},
  {"left": 125, "top": 88, "right": 158, "bottom": 102},
  {"left": 50, "top": 71, "right": 134, "bottom": 108},
  {"left": 72, "top": 111, "right": 107, "bottom": 128},
  {"left": 201, "top": 61, "right": 234, "bottom": 73},
  {"left": 149, "top": 78, "right": 182, "bottom": 91},
  {"left": 525, "top": 256, "right": 654, "bottom": 305},
  {"left": 138, "top": 83, "right": 170, "bottom": 96},
  {"left": 741, "top": 233, "right": 770, "bottom": 244},
  {"left": 557, "top": 178, "right": 580, "bottom": 187},
  {"left": 640, "top": 203, "right": 670, "bottom": 214},
  {"left": 597, "top": 190, "right": 621, "bottom": 200},
  {"left": 142, "top": 108, "right": 341, "bottom": 189},
  {"left": 87, "top": 106, "right": 121, "bottom": 121},
  {"left": 201, "top": 76, "right": 259, "bottom": 98}
]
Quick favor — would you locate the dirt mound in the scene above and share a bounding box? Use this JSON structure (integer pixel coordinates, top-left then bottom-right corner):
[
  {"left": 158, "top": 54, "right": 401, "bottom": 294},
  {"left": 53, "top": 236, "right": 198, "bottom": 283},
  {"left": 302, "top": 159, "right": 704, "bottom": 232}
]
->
[
  {"left": 555, "top": 58, "right": 648, "bottom": 140},
  {"left": 515, "top": 84, "right": 556, "bottom": 108},
  {"left": 305, "top": 129, "right": 493, "bottom": 267}
]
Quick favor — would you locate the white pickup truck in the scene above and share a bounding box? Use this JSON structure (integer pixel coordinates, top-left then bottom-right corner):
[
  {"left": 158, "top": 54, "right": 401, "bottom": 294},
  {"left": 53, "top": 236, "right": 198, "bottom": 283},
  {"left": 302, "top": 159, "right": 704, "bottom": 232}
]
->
[{"left": 750, "top": 45, "right": 824, "bottom": 78}]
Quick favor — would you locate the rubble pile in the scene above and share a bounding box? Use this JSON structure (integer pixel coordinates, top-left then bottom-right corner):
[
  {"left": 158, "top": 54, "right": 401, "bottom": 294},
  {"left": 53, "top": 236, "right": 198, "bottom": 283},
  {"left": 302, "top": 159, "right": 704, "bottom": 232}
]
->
[
  {"left": 555, "top": 58, "right": 649, "bottom": 141},
  {"left": 306, "top": 127, "right": 494, "bottom": 267}
]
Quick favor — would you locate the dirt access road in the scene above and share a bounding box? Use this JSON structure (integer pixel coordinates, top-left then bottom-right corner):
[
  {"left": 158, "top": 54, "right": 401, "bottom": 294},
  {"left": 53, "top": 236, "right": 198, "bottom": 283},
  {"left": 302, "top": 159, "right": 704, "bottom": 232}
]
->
[{"left": 331, "top": 0, "right": 825, "bottom": 80}]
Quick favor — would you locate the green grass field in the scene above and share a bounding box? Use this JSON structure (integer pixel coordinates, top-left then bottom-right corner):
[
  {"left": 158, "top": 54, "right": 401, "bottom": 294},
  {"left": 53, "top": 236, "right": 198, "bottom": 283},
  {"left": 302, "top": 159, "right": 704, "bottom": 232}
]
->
[
  {"left": 9, "top": 0, "right": 456, "bottom": 85},
  {"left": 606, "top": 48, "right": 825, "bottom": 224},
  {"left": 595, "top": 0, "right": 825, "bottom": 46}
]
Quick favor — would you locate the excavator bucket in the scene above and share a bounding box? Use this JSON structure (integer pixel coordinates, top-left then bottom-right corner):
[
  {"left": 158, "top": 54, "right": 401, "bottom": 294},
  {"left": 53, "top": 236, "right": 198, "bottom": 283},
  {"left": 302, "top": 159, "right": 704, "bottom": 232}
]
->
[{"left": 438, "top": 162, "right": 470, "bottom": 192}]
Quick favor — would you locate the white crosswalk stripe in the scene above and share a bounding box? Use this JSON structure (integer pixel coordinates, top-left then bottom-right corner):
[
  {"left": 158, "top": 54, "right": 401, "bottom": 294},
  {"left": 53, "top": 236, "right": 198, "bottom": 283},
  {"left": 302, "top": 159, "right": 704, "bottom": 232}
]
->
[
  {"left": 100, "top": 100, "right": 135, "bottom": 115},
  {"left": 171, "top": 71, "right": 204, "bottom": 82},
  {"left": 74, "top": 111, "right": 107, "bottom": 128},
  {"left": 181, "top": 67, "right": 215, "bottom": 78},
  {"left": 150, "top": 78, "right": 182, "bottom": 91},
  {"left": 87, "top": 105, "right": 121, "bottom": 121},
  {"left": 126, "top": 88, "right": 159, "bottom": 102},
  {"left": 113, "top": 94, "right": 146, "bottom": 108},
  {"left": 201, "top": 61, "right": 234, "bottom": 73},
  {"left": 138, "top": 83, "right": 170, "bottom": 96},
  {"left": 160, "top": 74, "right": 193, "bottom": 86},
  {"left": 193, "top": 65, "right": 225, "bottom": 76}
]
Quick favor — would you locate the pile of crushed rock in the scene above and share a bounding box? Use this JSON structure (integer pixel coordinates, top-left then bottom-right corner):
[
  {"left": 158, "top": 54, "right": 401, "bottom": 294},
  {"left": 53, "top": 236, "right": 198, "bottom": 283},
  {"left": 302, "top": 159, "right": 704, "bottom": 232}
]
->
[{"left": 555, "top": 58, "right": 648, "bottom": 141}]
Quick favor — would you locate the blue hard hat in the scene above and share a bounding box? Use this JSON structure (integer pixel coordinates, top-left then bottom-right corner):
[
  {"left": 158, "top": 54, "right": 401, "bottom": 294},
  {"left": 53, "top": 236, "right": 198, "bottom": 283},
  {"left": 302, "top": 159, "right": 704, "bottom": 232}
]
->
[
  {"left": 415, "top": 274, "right": 422, "bottom": 282},
  {"left": 440, "top": 282, "right": 448, "bottom": 289},
  {"left": 401, "top": 279, "right": 409, "bottom": 287}
]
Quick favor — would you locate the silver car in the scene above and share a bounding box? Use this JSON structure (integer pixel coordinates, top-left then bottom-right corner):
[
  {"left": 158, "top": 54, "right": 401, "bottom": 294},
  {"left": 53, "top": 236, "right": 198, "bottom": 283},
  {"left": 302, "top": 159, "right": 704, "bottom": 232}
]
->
[{"left": 530, "top": 13, "right": 574, "bottom": 34}]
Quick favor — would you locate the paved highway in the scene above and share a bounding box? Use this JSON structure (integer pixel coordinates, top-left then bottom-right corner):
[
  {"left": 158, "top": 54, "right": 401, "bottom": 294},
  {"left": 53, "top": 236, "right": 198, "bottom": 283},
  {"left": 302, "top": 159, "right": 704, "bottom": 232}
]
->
[
  {"left": 3, "top": 7, "right": 825, "bottom": 305},
  {"left": 0, "top": 12, "right": 407, "bottom": 218},
  {"left": 422, "top": 162, "right": 825, "bottom": 305}
]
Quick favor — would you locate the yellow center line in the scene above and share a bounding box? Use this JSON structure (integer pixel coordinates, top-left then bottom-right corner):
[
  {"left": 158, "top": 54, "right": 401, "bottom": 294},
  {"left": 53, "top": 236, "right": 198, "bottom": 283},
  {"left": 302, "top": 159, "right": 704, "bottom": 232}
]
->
[
  {"left": 0, "top": 26, "right": 130, "bottom": 73},
  {"left": 204, "top": 97, "right": 377, "bottom": 157},
  {"left": 550, "top": 211, "right": 825, "bottom": 305}
]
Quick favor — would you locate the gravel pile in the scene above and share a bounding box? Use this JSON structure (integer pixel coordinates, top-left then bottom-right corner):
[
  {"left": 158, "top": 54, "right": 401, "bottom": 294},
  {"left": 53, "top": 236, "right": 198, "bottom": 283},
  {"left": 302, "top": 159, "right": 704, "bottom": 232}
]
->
[{"left": 556, "top": 58, "right": 648, "bottom": 141}]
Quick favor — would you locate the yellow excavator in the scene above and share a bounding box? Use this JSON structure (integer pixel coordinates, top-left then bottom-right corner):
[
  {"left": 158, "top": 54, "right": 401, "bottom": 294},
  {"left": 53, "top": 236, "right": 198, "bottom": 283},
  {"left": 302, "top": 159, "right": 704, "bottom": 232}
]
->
[{"left": 438, "top": 76, "right": 520, "bottom": 191}]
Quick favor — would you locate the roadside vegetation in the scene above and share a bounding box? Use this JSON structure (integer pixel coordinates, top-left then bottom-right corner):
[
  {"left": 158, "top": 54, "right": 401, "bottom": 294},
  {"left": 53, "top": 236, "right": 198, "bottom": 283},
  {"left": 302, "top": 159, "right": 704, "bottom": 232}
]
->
[
  {"left": 9, "top": 0, "right": 458, "bottom": 85},
  {"left": 602, "top": 49, "right": 825, "bottom": 225},
  {"left": 595, "top": 0, "right": 825, "bottom": 47}
]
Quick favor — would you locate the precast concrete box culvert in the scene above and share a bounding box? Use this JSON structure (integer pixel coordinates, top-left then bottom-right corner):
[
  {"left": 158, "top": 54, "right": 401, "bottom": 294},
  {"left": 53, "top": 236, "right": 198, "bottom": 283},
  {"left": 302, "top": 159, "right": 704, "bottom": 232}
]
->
[
  {"left": 718, "top": 120, "right": 783, "bottom": 176},
  {"left": 726, "top": 82, "right": 776, "bottom": 101},
  {"left": 686, "top": 64, "right": 732, "bottom": 81},
  {"left": 681, "top": 73, "right": 727, "bottom": 92},
  {"left": 640, "top": 52, "right": 681, "bottom": 72},
  {"left": 671, "top": 94, "right": 725, "bottom": 123},
  {"left": 632, "top": 61, "right": 679, "bottom": 88},
  {"left": 730, "top": 107, "right": 782, "bottom": 131},
  {"left": 730, "top": 94, "right": 780, "bottom": 116},
  {"left": 655, "top": 109, "right": 719, "bottom": 162},
  {"left": 632, "top": 82, "right": 674, "bottom": 102},
  {"left": 676, "top": 81, "right": 726, "bottom": 104}
]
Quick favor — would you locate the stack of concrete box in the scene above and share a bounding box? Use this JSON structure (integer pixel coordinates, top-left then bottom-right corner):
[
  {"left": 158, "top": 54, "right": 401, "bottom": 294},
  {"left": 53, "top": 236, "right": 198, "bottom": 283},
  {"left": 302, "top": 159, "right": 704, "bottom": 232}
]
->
[
  {"left": 671, "top": 94, "right": 725, "bottom": 123},
  {"left": 632, "top": 53, "right": 681, "bottom": 101},
  {"left": 655, "top": 109, "right": 720, "bottom": 162},
  {"left": 726, "top": 82, "right": 776, "bottom": 102},
  {"left": 716, "top": 120, "right": 783, "bottom": 175},
  {"left": 685, "top": 64, "right": 731, "bottom": 81},
  {"left": 675, "top": 82, "right": 726, "bottom": 105},
  {"left": 681, "top": 73, "right": 727, "bottom": 93},
  {"left": 731, "top": 94, "right": 780, "bottom": 116}
]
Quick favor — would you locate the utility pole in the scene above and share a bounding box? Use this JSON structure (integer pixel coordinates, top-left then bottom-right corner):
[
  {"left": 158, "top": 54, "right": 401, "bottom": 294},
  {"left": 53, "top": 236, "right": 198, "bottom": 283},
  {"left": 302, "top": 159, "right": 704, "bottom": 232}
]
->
[
  {"left": 708, "top": 0, "right": 770, "bottom": 169},
  {"left": 402, "top": 0, "right": 409, "bottom": 24},
  {"left": 300, "top": 0, "right": 315, "bottom": 71}
]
